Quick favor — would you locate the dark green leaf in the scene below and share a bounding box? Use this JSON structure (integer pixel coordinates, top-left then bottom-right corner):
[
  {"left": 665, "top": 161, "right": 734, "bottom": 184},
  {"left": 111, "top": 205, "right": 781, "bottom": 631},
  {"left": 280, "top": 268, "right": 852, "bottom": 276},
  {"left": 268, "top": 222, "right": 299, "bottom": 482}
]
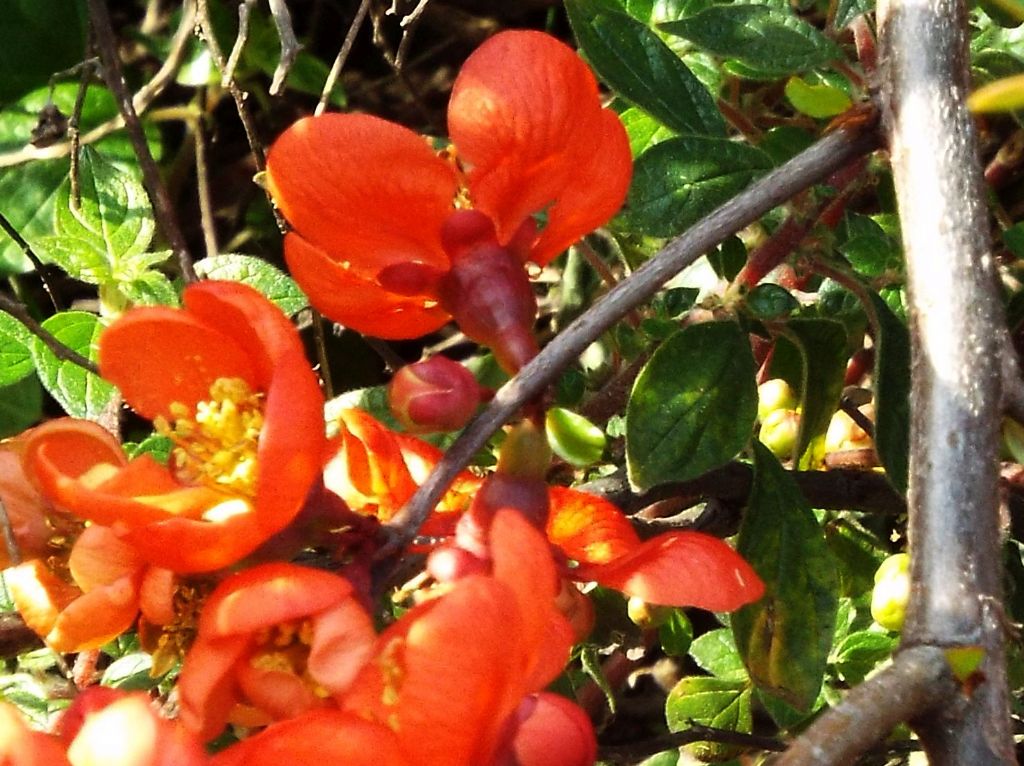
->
[
  {"left": 0, "top": 0, "right": 87, "bottom": 102},
  {"left": 580, "top": 644, "right": 617, "bottom": 714},
  {"left": 0, "top": 312, "right": 34, "bottom": 386},
  {"left": 665, "top": 676, "right": 752, "bottom": 761},
  {"left": 708, "top": 236, "right": 747, "bottom": 281},
  {"left": 634, "top": 752, "right": 680, "bottom": 766},
  {"left": 733, "top": 442, "right": 839, "bottom": 710},
  {"left": 566, "top": 1, "right": 726, "bottom": 136},
  {"left": 627, "top": 322, "right": 757, "bottom": 490},
  {"left": 746, "top": 283, "right": 799, "bottom": 320},
  {"left": 870, "top": 294, "right": 910, "bottom": 493},
  {"left": 101, "top": 653, "right": 161, "bottom": 691},
  {"left": 195, "top": 254, "right": 307, "bottom": 316},
  {"left": 619, "top": 106, "right": 677, "bottom": 156},
  {"left": 1003, "top": 221, "right": 1024, "bottom": 259},
  {"left": 660, "top": 5, "right": 843, "bottom": 76},
  {"left": 689, "top": 628, "right": 748, "bottom": 680},
  {"left": 30, "top": 311, "right": 116, "bottom": 418},
  {"left": 0, "top": 375, "right": 42, "bottom": 438},
  {"left": 124, "top": 433, "right": 172, "bottom": 463},
  {"left": 625, "top": 136, "right": 773, "bottom": 237},
  {"left": 780, "top": 319, "right": 848, "bottom": 468},
  {"left": 757, "top": 126, "right": 816, "bottom": 165},
  {"left": 831, "top": 629, "right": 897, "bottom": 684},
  {"left": 659, "top": 609, "right": 694, "bottom": 656},
  {"left": 833, "top": 0, "right": 872, "bottom": 29}
]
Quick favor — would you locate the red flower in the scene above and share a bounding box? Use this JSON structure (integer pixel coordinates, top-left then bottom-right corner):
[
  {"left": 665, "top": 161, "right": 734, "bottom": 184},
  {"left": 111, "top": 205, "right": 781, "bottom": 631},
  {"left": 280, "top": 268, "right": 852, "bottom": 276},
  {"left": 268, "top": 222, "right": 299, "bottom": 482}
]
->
[
  {"left": 0, "top": 702, "right": 70, "bottom": 766},
  {"left": 266, "top": 30, "right": 631, "bottom": 367},
  {"left": 178, "top": 562, "right": 376, "bottom": 742},
  {"left": 341, "top": 509, "right": 592, "bottom": 766},
  {"left": 547, "top": 487, "right": 765, "bottom": 612},
  {"left": 0, "top": 433, "right": 52, "bottom": 568},
  {"left": 22, "top": 282, "right": 325, "bottom": 572}
]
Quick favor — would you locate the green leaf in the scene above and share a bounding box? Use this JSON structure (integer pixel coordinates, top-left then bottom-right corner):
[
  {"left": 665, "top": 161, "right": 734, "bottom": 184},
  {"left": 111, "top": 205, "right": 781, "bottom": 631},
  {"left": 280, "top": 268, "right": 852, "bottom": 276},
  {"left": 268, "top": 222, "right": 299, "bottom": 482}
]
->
[
  {"left": 870, "top": 294, "right": 910, "bottom": 493},
  {"left": 0, "top": 0, "right": 88, "bottom": 102},
  {"left": 0, "top": 312, "right": 34, "bottom": 386},
  {"left": 566, "top": 1, "right": 726, "bottom": 137},
  {"left": 831, "top": 629, "right": 897, "bottom": 685},
  {"left": 779, "top": 319, "right": 848, "bottom": 468},
  {"left": 659, "top": 609, "right": 695, "bottom": 656},
  {"left": 30, "top": 311, "right": 116, "bottom": 419},
  {"left": 785, "top": 76, "right": 853, "bottom": 118},
  {"left": 118, "top": 270, "right": 180, "bottom": 308},
  {"left": 746, "top": 283, "right": 799, "bottom": 320},
  {"left": 660, "top": 5, "right": 843, "bottom": 76},
  {"left": 833, "top": 0, "right": 872, "bottom": 29},
  {"left": 665, "top": 676, "right": 752, "bottom": 761},
  {"left": 626, "top": 322, "right": 757, "bottom": 490},
  {"left": 545, "top": 407, "right": 607, "bottom": 467},
  {"left": 42, "top": 147, "right": 155, "bottom": 283},
  {"left": 625, "top": 136, "right": 773, "bottom": 237},
  {"left": 838, "top": 214, "right": 902, "bottom": 278},
  {"left": 195, "top": 254, "right": 307, "bottom": 316},
  {"left": 619, "top": 106, "right": 677, "bottom": 156},
  {"left": 689, "top": 628, "right": 749, "bottom": 681},
  {"left": 0, "top": 375, "right": 43, "bottom": 438},
  {"left": 732, "top": 442, "right": 839, "bottom": 710},
  {"left": 101, "top": 653, "right": 161, "bottom": 691},
  {"left": 0, "top": 84, "right": 160, "bottom": 274}
]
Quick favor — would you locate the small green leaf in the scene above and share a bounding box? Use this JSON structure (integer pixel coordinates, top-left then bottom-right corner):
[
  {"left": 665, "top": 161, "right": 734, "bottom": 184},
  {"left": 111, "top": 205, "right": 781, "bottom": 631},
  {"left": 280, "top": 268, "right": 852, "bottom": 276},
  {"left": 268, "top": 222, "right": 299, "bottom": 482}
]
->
[
  {"left": 945, "top": 646, "right": 986, "bottom": 681},
  {"left": 660, "top": 5, "right": 843, "bottom": 76},
  {"left": 626, "top": 322, "right": 757, "bottom": 490},
  {"left": 30, "top": 311, "right": 116, "bottom": 419},
  {"left": 566, "top": 1, "right": 726, "bottom": 137},
  {"left": 689, "top": 628, "right": 749, "bottom": 681},
  {"left": 831, "top": 630, "right": 897, "bottom": 684},
  {"left": 839, "top": 214, "right": 902, "bottom": 278},
  {"left": 665, "top": 676, "right": 752, "bottom": 761},
  {"left": 658, "top": 609, "right": 694, "bottom": 657},
  {"left": 732, "top": 442, "right": 839, "bottom": 710},
  {"left": 870, "top": 294, "right": 910, "bottom": 493},
  {"left": 580, "top": 644, "right": 617, "bottom": 714},
  {"left": 195, "top": 254, "right": 307, "bottom": 316},
  {"left": 0, "top": 312, "right": 34, "bottom": 386},
  {"left": 833, "top": 0, "right": 872, "bottom": 29},
  {"left": 780, "top": 319, "right": 848, "bottom": 468},
  {"left": 746, "top": 283, "right": 799, "bottom": 320},
  {"left": 625, "top": 136, "right": 773, "bottom": 237},
  {"left": 101, "top": 653, "right": 160, "bottom": 691},
  {"left": 785, "top": 76, "right": 853, "bottom": 118},
  {"left": 0, "top": 375, "right": 43, "bottom": 438},
  {"left": 619, "top": 106, "right": 677, "bottom": 156}
]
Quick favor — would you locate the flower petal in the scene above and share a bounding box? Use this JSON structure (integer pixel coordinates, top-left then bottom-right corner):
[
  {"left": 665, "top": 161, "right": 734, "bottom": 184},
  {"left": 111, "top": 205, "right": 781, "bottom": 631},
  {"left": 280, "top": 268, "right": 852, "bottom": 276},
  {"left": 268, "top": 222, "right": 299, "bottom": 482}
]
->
[
  {"left": 6, "top": 559, "right": 80, "bottom": 641},
  {"left": 267, "top": 113, "right": 456, "bottom": 278},
  {"left": 511, "top": 693, "right": 597, "bottom": 766},
  {"left": 68, "top": 525, "right": 145, "bottom": 592},
  {"left": 119, "top": 512, "right": 267, "bottom": 573},
  {"left": 47, "top": 575, "right": 141, "bottom": 652},
  {"left": 178, "top": 635, "right": 251, "bottom": 742},
  {"left": 198, "top": 563, "right": 354, "bottom": 637},
  {"left": 208, "top": 711, "right": 409, "bottom": 766},
  {"left": 0, "top": 439, "right": 51, "bottom": 567},
  {"left": 576, "top": 531, "right": 765, "bottom": 612},
  {"left": 99, "top": 308, "right": 257, "bottom": 420},
  {"left": 449, "top": 30, "right": 631, "bottom": 266},
  {"left": 307, "top": 597, "right": 376, "bottom": 697},
  {"left": 546, "top": 487, "right": 640, "bottom": 565},
  {"left": 284, "top": 233, "right": 450, "bottom": 338},
  {"left": 0, "top": 702, "right": 70, "bottom": 766}
]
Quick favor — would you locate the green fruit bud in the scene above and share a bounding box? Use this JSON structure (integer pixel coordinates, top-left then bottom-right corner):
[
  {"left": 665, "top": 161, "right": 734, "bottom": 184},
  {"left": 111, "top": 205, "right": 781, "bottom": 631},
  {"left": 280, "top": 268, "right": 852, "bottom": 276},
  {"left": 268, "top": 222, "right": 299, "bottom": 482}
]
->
[
  {"left": 760, "top": 408, "right": 800, "bottom": 459},
  {"left": 871, "top": 553, "right": 910, "bottom": 632},
  {"left": 627, "top": 596, "right": 672, "bottom": 629},
  {"left": 757, "top": 379, "right": 797, "bottom": 421},
  {"left": 545, "top": 407, "right": 606, "bottom": 467}
]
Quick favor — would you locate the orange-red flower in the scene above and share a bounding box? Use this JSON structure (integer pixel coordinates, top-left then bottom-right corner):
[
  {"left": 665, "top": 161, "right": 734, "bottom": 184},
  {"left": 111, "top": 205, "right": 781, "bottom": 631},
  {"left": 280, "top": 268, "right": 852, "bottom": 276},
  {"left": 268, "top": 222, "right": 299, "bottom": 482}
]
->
[
  {"left": 265, "top": 30, "right": 631, "bottom": 362},
  {"left": 0, "top": 702, "right": 70, "bottom": 766},
  {"left": 178, "top": 562, "right": 376, "bottom": 741},
  {"left": 340, "top": 509, "right": 591, "bottom": 766},
  {"left": 0, "top": 434, "right": 51, "bottom": 568},
  {"left": 21, "top": 281, "right": 325, "bottom": 572},
  {"left": 6, "top": 523, "right": 175, "bottom": 653}
]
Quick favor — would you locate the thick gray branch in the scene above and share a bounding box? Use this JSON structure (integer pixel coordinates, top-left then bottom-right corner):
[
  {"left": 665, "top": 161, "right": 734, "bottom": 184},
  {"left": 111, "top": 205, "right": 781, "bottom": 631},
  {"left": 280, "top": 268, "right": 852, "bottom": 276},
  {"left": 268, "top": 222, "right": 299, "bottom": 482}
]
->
[
  {"left": 384, "top": 119, "right": 880, "bottom": 551},
  {"left": 878, "top": 0, "right": 1014, "bottom": 761}
]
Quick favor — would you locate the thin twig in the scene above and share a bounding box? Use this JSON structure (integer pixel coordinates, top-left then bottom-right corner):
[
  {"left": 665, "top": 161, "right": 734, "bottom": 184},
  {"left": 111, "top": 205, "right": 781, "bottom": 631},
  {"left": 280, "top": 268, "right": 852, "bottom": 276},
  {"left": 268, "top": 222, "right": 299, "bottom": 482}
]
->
[
  {"left": 316, "top": 0, "right": 372, "bottom": 117},
  {"left": 599, "top": 725, "right": 787, "bottom": 765},
  {"left": 311, "top": 310, "right": 334, "bottom": 399},
  {"left": 382, "top": 118, "right": 881, "bottom": 554},
  {"left": 0, "top": 293, "right": 99, "bottom": 374},
  {"left": 87, "top": 0, "right": 197, "bottom": 283},
  {"left": 195, "top": 0, "right": 268, "bottom": 170},
  {"left": 0, "top": 210, "right": 60, "bottom": 312},
  {"left": 0, "top": 1, "right": 196, "bottom": 169},
  {"left": 223, "top": 0, "right": 257, "bottom": 87},
  {"left": 776, "top": 646, "right": 955, "bottom": 766},
  {"left": 394, "top": 0, "right": 430, "bottom": 69},
  {"left": 68, "top": 52, "right": 94, "bottom": 212},
  {"left": 268, "top": 0, "right": 302, "bottom": 95},
  {"left": 194, "top": 109, "right": 218, "bottom": 259},
  {"left": 0, "top": 614, "right": 42, "bottom": 659}
]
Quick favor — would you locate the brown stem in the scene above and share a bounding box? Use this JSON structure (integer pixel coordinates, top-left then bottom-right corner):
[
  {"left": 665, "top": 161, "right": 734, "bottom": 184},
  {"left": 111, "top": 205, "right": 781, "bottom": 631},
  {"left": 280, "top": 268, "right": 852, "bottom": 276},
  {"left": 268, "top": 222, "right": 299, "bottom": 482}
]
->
[
  {"left": 383, "top": 120, "right": 881, "bottom": 555},
  {"left": 87, "top": 0, "right": 197, "bottom": 283}
]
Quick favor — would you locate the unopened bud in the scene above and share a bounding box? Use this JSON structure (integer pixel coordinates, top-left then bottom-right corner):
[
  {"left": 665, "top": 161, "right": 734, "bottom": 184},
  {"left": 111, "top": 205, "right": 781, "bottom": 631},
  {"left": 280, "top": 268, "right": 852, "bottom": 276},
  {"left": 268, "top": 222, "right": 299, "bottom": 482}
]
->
[
  {"left": 760, "top": 408, "right": 800, "bottom": 460},
  {"left": 388, "top": 357, "right": 482, "bottom": 433}
]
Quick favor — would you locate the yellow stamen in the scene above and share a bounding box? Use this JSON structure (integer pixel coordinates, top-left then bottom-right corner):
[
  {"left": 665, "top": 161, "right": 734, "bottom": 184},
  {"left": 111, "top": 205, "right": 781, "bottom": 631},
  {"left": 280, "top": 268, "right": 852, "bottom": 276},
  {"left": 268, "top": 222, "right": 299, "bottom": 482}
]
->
[{"left": 155, "top": 377, "right": 264, "bottom": 497}]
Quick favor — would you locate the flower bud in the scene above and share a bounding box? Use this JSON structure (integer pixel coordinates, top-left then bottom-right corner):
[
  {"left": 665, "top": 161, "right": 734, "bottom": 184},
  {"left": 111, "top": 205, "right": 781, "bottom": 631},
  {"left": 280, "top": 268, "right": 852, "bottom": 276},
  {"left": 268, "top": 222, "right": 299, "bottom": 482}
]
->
[
  {"left": 497, "top": 419, "right": 553, "bottom": 481},
  {"left": 627, "top": 596, "right": 672, "bottom": 630},
  {"left": 760, "top": 408, "right": 800, "bottom": 460},
  {"left": 757, "top": 378, "right": 797, "bottom": 421},
  {"left": 871, "top": 553, "right": 910, "bottom": 631},
  {"left": 388, "top": 357, "right": 482, "bottom": 433}
]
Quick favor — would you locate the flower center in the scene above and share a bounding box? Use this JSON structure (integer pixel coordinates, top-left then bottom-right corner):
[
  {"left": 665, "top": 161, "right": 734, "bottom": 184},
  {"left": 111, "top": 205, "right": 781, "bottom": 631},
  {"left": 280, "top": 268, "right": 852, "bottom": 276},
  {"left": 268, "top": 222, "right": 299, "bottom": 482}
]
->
[
  {"left": 248, "top": 620, "right": 329, "bottom": 698},
  {"left": 144, "top": 580, "right": 214, "bottom": 676},
  {"left": 155, "top": 377, "right": 264, "bottom": 497}
]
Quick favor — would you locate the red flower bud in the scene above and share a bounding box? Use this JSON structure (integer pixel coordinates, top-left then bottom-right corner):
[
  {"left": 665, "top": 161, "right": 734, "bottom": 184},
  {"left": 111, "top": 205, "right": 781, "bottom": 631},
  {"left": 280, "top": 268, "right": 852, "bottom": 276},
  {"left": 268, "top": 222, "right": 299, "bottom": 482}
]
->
[{"left": 388, "top": 357, "right": 482, "bottom": 433}]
